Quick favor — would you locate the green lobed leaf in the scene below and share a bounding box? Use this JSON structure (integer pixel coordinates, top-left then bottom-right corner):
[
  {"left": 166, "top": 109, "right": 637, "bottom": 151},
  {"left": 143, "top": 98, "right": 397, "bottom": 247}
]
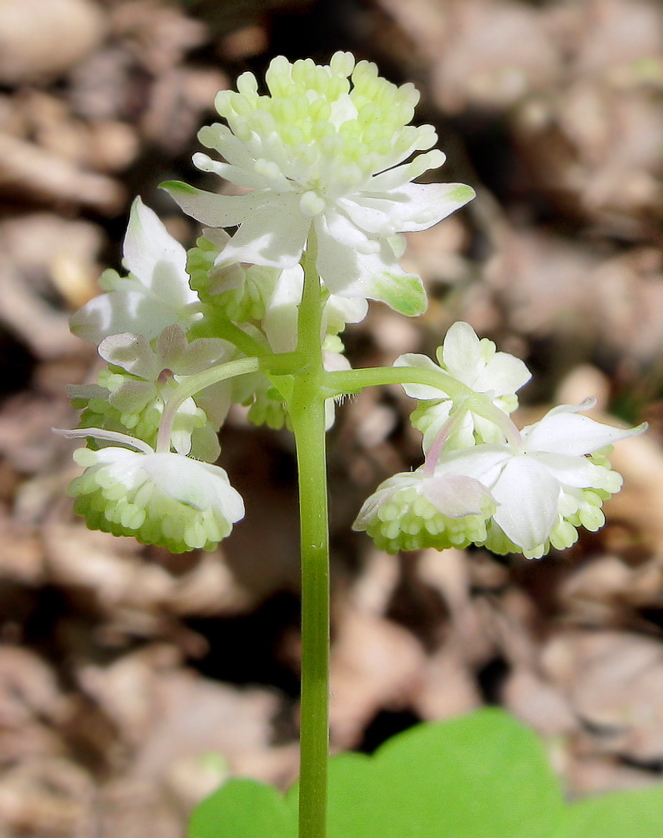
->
[
  {"left": 188, "top": 778, "right": 297, "bottom": 838},
  {"left": 554, "top": 786, "right": 663, "bottom": 838},
  {"left": 187, "top": 709, "right": 663, "bottom": 838},
  {"left": 323, "top": 707, "right": 564, "bottom": 838}
]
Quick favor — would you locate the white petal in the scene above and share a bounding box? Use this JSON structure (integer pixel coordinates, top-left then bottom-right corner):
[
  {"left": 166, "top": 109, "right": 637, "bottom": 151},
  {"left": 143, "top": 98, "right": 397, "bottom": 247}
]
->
[
  {"left": 441, "top": 322, "right": 483, "bottom": 382},
  {"left": 491, "top": 457, "right": 560, "bottom": 550},
  {"left": 352, "top": 485, "right": 396, "bottom": 531},
  {"left": 337, "top": 196, "right": 396, "bottom": 236},
  {"left": 422, "top": 474, "right": 493, "bottom": 518},
  {"left": 435, "top": 445, "right": 512, "bottom": 487},
  {"left": 380, "top": 182, "right": 475, "bottom": 232},
  {"left": 173, "top": 337, "right": 231, "bottom": 375},
  {"left": 477, "top": 352, "right": 531, "bottom": 395},
  {"left": 123, "top": 198, "right": 192, "bottom": 304},
  {"left": 528, "top": 451, "right": 612, "bottom": 489},
  {"left": 324, "top": 293, "right": 368, "bottom": 329},
  {"left": 326, "top": 241, "right": 425, "bottom": 316},
  {"left": 259, "top": 264, "right": 305, "bottom": 353},
  {"left": 323, "top": 206, "right": 376, "bottom": 249},
  {"left": 70, "top": 288, "right": 192, "bottom": 345},
  {"left": 99, "top": 333, "right": 157, "bottom": 379},
  {"left": 162, "top": 182, "right": 267, "bottom": 227},
  {"left": 142, "top": 454, "right": 244, "bottom": 522},
  {"left": 198, "top": 122, "right": 256, "bottom": 170},
  {"left": 523, "top": 409, "right": 646, "bottom": 456},
  {"left": 155, "top": 323, "right": 188, "bottom": 368},
  {"left": 315, "top": 215, "right": 362, "bottom": 295},
  {"left": 394, "top": 354, "right": 449, "bottom": 400},
  {"left": 108, "top": 380, "right": 155, "bottom": 413},
  {"left": 220, "top": 193, "right": 310, "bottom": 269},
  {"left": 368, "top": 154, "right": 445, "bottom": 193},
  {"left": 193, "top": 152, "right": 268, "bottom": 190}
]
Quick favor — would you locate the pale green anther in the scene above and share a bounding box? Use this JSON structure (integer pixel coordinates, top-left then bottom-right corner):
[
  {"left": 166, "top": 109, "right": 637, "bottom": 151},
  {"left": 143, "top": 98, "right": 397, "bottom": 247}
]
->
[
  {"left": 579, "top": 505, "right": 605, "bottom": 531},
  {"left": 265, "top": 55, "right": 290, "bottom": 91},
  {"left": 409, "top": 150, "right": 445, "bottom": 179},
  {"left": 396, "top": 103, "right": 415, "bottom": 125},
  {"left": 300, "top": 192, "right": 326, "bottom": 216},
  {"left": 400, "top": 82, "right": 420, "bottom": 106},
  {"left": 74, "top": 448, "right": 97, "bottom": 468},
  {"left": 272, "top": 97, "right": 294, "bottom": 124},
  {"left": 236, "top": 71, "right": 258, "bottom": 96},
  {"left": 310, "top": 98, "right": 331, "bottom": 122},
  {"left": 339, "top": 121, "right": 361, "bottom": 143},
  {"left": 352, "top": 59, "right": 378, "bottom": 85},
  {"left": 415, "top": 124, "right": 438, "bottom": 149},
  {"left": 254, "top": 159, "right": 280, "bottom": 180},
  {"left": 550, "top": 520, "right": 578, "bottom": 551},
  {"left": 330, "top": 50, "right": 354, "bottom": 76},
  {"left": 584, "top": 490, "right": 603, "bottom": 507},
  {"left": 282, "top": 124, "right": 304, "bottom": 146},
  {"left": 198, "top": 125, "right": 219, "bottom": 148},
  {"left": 379, "top": 502, "right": 400, "bottom": 522},
  {"left": 289, "top": 58, "right": 309, "bottom": 84},
  {"left": 252, "top": 110, "right": 277, "bottom": 135},
  {"left": 231, "top": 120, "right": 252, "bottom": 143},
  {"left": 328, "top": 76, "right": 349, "bottom": 99},
  {"left": 213, "top": 89, "right": 233, "bottom": 115},
  {"left": 231, "top": 93, "right": 253, "bottom": 117}
]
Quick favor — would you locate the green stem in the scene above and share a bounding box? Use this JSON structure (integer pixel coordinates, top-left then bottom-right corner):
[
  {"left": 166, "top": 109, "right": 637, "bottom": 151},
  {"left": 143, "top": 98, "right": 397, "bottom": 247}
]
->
[
  {"left": 288, "top": 234, "right": 329, "bottom": 838},
  {"left": 324, "top": 366, "right": 522, "bottom": 447},
  {"left": 156, "top": 356, "right": 259, "bottom": 454}
]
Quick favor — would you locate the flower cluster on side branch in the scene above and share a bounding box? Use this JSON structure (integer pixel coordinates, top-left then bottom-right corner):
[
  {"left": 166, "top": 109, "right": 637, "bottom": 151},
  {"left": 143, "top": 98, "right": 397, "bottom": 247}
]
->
[{"left": 354, "top": 323, "right": 645, "bottom": 559}]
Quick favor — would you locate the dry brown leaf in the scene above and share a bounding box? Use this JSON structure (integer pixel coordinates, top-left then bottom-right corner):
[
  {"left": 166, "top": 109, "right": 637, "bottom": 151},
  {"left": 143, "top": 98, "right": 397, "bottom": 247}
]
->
[
  {"left": 543, "top": 630, "right": 663, "bottom": 763},
  {"left": 0, "top": 132, "right": 125, "bottom": 213},
  {"left": 329, "top": 607, "right": 427, "bottom": 749},
  {"left": 0, "top": 0, "right": 106, "bottom": 85}
]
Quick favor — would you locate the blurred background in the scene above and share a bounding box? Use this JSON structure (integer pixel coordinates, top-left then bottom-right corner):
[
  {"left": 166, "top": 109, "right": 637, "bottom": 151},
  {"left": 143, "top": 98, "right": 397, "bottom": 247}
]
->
[{"left": 0, "top": 0, "right": 662, "bottom": 834}]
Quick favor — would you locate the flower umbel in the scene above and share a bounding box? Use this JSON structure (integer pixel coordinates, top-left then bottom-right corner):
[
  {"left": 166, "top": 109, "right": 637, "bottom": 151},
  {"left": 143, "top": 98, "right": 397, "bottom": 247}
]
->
[
  {"left": 430, "top": 401, "right": 646, "bottom": 558},
  {"left": 397, "top": 321, "right": 531, "bottom": 451},
  {"left": 65, "top": 433, "right": 244, "bottom": 553},
  {"left": 163, "top": 52, "right": 475, "bottom": 316},
  {"left": 353, "top": 468, "right": 497, "bottom": 554}
]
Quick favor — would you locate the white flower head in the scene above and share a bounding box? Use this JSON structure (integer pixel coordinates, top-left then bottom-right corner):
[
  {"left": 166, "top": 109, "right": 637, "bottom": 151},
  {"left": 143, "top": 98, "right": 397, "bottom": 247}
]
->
[
  {"left": 70, "top": 325, "right": 232, "bottom": 461},
  {"left": 353, "top": 468, "right": 496, "bottom": 554},
  {"left": 67, "top": 439, "right": 244, "bottom": 553},
  {"left": 70, "top": 198, "right": 200, "bottom": 345},
  {"left": 434, "top": 402, "right": 646, "bottom": 558},
  {"left": 397, "top": 322, "right": 531, "bottom": 451},
  {"left": 162, "top": 52, "right": 475, "bottom": 317}
]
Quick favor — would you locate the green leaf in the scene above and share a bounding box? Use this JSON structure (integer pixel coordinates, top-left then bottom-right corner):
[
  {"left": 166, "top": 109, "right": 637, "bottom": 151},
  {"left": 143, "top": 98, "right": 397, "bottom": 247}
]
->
[
  {"left": 554, "top": 786, "right": 663, "bottom": 838},
  {"left": 187, "top": 711, "right": 663, "bottom": 838},
  {"left": 188, "top": 778, "right": 297, "bottom": 838},
  {"left": 324, "top": 708, "right": 565, "bottom": 838}
]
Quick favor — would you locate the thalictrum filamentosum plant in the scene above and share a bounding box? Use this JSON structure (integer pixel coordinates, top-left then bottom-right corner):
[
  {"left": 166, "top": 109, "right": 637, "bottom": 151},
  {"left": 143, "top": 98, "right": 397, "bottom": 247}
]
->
[{"left": 60, "top": 52, "right": 645, "bottom": 838}]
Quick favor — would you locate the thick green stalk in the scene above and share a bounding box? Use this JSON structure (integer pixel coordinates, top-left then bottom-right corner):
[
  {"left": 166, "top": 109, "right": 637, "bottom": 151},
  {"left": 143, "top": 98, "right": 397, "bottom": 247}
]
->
[{"left": 288, "top": 234, "right": 329, "bottom": 838}]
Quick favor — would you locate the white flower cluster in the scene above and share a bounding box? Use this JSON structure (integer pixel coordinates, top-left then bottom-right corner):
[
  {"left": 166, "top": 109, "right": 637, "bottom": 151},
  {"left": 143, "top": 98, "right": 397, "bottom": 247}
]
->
[
  {"left": 354, "top": 322, "right": 645, "bottom": 558},
  {"left": 163, "top": 52, "right": 474, "bottom": 317},
  {"left": 64, "top": 52, "right": 473, "bottom": 553},
  {"left": 62, "top": 52, "right": 643, "bottom": 559}
]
